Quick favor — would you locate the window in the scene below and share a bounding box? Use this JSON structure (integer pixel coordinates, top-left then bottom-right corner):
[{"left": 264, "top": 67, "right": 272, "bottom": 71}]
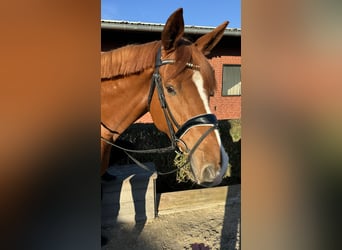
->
[{"left": 222, "top": 65, "right": 241, "bottom": 96}]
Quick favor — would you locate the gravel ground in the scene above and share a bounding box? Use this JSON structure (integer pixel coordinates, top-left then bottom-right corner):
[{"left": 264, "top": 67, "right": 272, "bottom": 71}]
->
[{"left": 102, "top": 185, "right": 240, "bottom": 250}]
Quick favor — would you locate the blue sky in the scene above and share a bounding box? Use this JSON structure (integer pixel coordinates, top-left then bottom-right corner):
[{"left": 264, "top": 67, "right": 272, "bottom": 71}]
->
[{"left": 101, "top": 0, "right": 241, "bottom": 28}]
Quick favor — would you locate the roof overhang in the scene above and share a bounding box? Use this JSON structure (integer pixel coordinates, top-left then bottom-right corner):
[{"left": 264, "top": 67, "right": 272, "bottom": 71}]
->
[{"left": 101, "top": 20, "right": 241, "bottom": 37}]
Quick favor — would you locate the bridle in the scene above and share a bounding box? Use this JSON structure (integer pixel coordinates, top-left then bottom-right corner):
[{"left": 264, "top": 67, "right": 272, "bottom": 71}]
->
[{"left": 101, "top": 46, "right": 219, "bottom": 175}]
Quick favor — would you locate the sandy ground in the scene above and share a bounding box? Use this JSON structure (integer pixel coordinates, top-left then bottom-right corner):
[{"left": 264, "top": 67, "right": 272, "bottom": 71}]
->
[{"left": 101, "top": 185, "right": 240, "bottom": 250}]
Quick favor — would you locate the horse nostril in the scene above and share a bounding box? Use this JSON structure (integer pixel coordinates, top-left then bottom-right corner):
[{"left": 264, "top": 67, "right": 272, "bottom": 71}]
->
[{"left": 201, "top": 165, "right": 217, "bottom": 182}]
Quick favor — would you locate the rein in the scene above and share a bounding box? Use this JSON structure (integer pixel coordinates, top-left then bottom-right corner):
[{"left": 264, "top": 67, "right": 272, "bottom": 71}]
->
[{"left": 101, "top": 47, "right": 219, "bottom": 176}]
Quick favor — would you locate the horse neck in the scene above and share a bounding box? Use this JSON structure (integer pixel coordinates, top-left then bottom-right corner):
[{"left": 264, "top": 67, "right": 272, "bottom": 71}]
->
[{"left": 101, "top": 68, "right": 154, "bottom": 139}]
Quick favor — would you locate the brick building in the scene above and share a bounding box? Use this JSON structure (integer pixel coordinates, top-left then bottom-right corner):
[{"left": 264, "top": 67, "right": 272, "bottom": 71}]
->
[{"left": 101, "top": 20, "right": 241, "bottom": 122}]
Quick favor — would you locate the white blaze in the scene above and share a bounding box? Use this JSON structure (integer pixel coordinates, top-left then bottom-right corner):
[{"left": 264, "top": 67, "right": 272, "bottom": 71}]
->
[
  {"left": 191, "top": 71, "right": 229, "bottom": 184},
  {"left": 191, "top": 71, "right": 223, "bottom": 148},
  {"left": 191, "top": 71, "right": 211, "bottom": 113}
]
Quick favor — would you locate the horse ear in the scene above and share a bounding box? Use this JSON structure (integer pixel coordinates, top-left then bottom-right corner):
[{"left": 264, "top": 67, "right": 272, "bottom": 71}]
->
[
  {"left": 161, "top": 8, "right": 184, "bottom": 51},
  {"left": 195, "top": 21, "right": 229, "bottom": 55}
]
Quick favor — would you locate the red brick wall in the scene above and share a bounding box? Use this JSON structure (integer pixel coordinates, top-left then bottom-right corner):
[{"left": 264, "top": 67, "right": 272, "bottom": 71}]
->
[
  {"left": 137, "top": 55, "right": 241, "bottom": 123},
  {"left": 209, "top": 55, "right": 241, "bottom": 120}
]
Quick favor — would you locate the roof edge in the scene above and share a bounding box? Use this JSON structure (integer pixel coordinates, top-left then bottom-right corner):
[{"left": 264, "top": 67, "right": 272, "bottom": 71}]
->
[{"left": 101, "top": 20, "right": 241, "bottom": 36}]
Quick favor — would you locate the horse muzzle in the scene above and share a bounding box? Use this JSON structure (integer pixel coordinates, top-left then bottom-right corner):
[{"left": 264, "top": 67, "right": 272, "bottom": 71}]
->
[{"left": 193, "top": 146, "right": 229, "bottom": 187}]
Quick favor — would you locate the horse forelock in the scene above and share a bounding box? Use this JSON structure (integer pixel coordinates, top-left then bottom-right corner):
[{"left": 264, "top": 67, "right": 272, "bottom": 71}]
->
[
  {"left": 163, "top": 40, "right": 216, "bottom": 94},
  {"left": 101, "top": 41, "right": 160, "bottom": 80},
  {"left": 192, "top": 46, "right": 217, "bottom": 94}
]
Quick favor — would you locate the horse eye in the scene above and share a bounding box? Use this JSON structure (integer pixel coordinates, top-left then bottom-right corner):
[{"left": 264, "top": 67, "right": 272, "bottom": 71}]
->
[{"left": 166, "top": 85, "right": 176, "bottom": 95}]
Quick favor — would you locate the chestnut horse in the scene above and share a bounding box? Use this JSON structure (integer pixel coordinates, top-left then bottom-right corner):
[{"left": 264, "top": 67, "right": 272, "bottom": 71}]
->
[{"left": 101, "top": 8, "right": 229, "bottom": 187}]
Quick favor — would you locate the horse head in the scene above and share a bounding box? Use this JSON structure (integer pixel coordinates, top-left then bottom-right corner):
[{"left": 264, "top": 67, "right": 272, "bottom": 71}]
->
[{"left": 149, "top": 8, "right": 229, "bottom": 187}]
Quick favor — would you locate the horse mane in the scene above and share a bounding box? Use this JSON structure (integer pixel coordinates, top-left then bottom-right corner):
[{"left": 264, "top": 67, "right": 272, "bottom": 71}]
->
[
  {"left": 101, "top": 41, "right": 160, "bottom": 80},
  {"left": 101, "top": 39, "right": 217, "bottom": 93}
]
